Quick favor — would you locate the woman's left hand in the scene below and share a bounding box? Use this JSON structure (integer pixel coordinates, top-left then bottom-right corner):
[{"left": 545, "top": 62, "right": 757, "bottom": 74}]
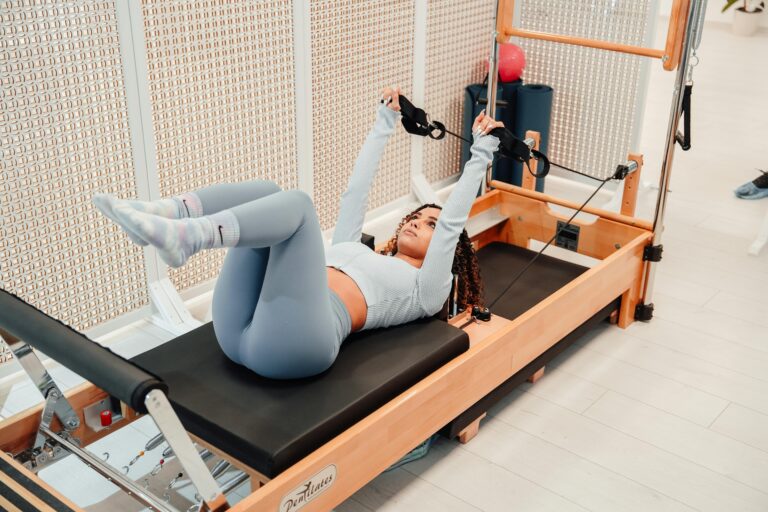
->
[{"left": 472, "top": 110, "right": 504, "bottom": 136}]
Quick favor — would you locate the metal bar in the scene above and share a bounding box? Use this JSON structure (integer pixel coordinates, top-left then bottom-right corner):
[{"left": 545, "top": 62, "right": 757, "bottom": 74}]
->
[
  {"left": 642, "top": 0, "right": 700, "bottom": 308},
  {"left": 690, "top": 0, "right": 708, "bottom": 50},
  {"left": 220, "top": 471, "right": 250, "bottom": 496},
  {"left": 500, "top": 27, "right": 666, "bottom": 60},
  {"left": 145, "top": 433, "right": 165, "bottom": 452},
  {"left": 39, "top": 425, "right": 177, "bottom": 512},
  {"left": 2, "top": 336, "right": 80, "bottom": 443},
  {"left": 3, "top": 336, "right": 56, "bottom": 399},
  {"left": 144, "top": 390, "right": 226, "bottom": 510},
  {"left": 485, "top": 2, "right": 501, "bottom": 193}
]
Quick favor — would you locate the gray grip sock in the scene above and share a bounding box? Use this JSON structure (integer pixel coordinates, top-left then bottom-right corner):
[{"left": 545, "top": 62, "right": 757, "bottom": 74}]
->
[
  {"left": 93, "top": 192, "right": 205, "bottom": 246},
  {"left": 112, "top": 204, "right": 240, "bottom": 267}
]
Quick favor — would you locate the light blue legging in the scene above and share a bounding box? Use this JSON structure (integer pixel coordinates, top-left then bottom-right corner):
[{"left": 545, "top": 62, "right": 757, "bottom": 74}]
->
[{"left": 194, "top": 180, "right": 351, "bottom": 379}]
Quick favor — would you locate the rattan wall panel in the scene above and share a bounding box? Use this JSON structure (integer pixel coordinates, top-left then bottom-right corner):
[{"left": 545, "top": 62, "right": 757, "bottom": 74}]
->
[
  {"left": 310, "top": 0, "right": 414, "bottom": 230},
  {"left": 141, "top": 0, "right": 298, "bottom": 291},
  {"left": 518, "top": 0, "right": 651, "bottom": 179},
  {"left": 423, "top": 0, "right": 496, "bottom": 183},
  {"left": 0, "top": 0, "right": 149, "bottom": 333}
]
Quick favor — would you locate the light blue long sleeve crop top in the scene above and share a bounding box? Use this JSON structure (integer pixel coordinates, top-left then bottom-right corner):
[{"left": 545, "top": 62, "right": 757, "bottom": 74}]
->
[{"left": 325, "top": 105, "right": 500, "bottom": 331}]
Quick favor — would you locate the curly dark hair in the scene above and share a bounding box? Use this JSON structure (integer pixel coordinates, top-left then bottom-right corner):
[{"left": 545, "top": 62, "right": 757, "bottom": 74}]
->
[{"left": 378, "top": 203, "right": 485, "bottom": 310}]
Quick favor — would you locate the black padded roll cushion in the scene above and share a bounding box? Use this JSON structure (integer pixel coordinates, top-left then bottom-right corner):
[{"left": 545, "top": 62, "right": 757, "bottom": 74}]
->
[
  {"left": 0, "top": 289, "right": 167, "bottom": 413},
  {"left": 478, "top": 242, "right": 589, "bottom": 319},
  {"left": 131, "top": 317, "right": 468, "bottom": 478}
]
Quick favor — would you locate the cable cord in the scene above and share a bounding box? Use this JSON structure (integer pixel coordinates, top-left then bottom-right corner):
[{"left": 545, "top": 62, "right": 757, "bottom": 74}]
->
[
  {"left": 487, "top": 174, "right": 614, "bottom": 309},
  {"left": 549, "top": 161, "right": 605, "bottom": 182},
  {"left": 396, "top": 95, "right": 623, "bottom": 313}
]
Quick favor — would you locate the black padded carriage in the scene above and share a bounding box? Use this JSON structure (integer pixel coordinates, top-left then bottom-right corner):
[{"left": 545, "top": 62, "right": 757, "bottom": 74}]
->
[
  {"left": 478, "top": 242, "right": 590, "bottom": 319},
  {"left": 131, "top": 241, "right": 618, "bottom": 479},
  {"left": 131, "top": 318, "right": 468, "bottom": 478},
  {"left": 0, "top": 240, "right": 619, "bottom": 483}
]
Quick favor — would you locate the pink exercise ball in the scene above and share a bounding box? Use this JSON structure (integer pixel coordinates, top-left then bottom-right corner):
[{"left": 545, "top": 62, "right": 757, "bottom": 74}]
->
[{"left": 486, "top": 43, "right": 526, "bottom": 82}]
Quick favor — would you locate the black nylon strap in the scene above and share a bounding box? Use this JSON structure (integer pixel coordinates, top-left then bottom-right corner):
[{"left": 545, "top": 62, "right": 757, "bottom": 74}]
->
[
  {"left": 675, "top": 83, "right": 692, "bottom": 151},
  {"left": 398, "top": 94, "right": 549, "bottom": 178},
  {"left": 488, "top": 127, "right": 551, "bottom": 178},
  {"left": 398, "top": 95, "right": 446, "bottom": 140}
]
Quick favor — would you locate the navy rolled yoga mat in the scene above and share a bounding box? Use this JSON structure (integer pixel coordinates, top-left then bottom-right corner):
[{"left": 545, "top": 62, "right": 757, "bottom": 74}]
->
[
  {"left": 461, "top": 80, "right": 521, "bottom": 183},
  {"left": 512, "top": 84, "right": 553, "bottom": 192}
]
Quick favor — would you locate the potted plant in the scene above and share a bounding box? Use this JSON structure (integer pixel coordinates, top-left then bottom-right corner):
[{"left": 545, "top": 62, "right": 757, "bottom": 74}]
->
[{"left": 723, "top": 0, "right": 765, "bottom": 36}]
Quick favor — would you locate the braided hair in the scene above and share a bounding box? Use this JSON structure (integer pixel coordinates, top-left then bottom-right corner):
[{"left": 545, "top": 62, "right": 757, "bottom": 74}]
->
[{"left": 378, "top": 203, "right": 485, "bottom": 310}]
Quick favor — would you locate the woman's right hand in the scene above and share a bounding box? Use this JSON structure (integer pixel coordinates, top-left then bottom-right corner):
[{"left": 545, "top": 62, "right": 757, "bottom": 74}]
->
[
  {"left": 472, "top": 110, "right": 504, "bottom": 136},
  {"left": 380, "top": 86, "right": 401, "bottom": 112}
]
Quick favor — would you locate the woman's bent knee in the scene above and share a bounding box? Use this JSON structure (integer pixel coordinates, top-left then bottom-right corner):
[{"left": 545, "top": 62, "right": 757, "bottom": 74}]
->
[
  {"left": 257, "top": 180, "right": 282, "bottom": 195},
  {"left": 283, "top": 189, "right": 315, "bottom": 212}
]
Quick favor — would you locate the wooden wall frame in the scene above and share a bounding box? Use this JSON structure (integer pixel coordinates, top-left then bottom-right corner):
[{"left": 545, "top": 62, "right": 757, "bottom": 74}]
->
[{"left": 495, "top": 0, "right": 690, "bottom": 71}]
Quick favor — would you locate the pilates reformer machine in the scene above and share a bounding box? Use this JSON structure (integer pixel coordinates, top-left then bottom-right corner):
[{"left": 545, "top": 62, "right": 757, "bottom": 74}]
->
[{"left": 0, "top": 1, "right": 704, "bottom": 511}]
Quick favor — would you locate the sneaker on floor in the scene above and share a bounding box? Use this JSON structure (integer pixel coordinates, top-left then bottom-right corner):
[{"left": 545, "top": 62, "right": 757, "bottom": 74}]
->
[{"left": 735, "top": 170, "right": 768, "bottom": 200}]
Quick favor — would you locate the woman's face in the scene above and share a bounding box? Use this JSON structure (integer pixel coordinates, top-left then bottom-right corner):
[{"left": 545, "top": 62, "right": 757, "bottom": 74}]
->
[{"left": 395, "top": 207, "right": 442, "bottom": 259}]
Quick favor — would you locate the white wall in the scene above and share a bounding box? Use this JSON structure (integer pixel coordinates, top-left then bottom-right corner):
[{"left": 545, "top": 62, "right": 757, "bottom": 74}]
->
[{"left": 659, "top": 0, "right": 768, "bottom": 28}]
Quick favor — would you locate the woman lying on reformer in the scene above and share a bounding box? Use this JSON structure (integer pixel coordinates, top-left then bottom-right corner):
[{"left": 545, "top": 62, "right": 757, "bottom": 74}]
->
[{"left": 93, "top": 86, "right": 503, "bottom": 380}]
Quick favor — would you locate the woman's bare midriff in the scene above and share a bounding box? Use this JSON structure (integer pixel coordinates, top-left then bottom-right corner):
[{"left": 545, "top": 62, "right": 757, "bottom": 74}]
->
[{"left": 326, "top": 267, "right": 367, "bottom": 332}]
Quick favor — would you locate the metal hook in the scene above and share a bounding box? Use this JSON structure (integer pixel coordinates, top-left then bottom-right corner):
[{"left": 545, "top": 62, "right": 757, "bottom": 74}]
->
[
  {"left": 167, "top": 472, "right": 184, "bottom": 490},
  {"left": 128, "top": 451, "right": 144, "bottom": 466}
]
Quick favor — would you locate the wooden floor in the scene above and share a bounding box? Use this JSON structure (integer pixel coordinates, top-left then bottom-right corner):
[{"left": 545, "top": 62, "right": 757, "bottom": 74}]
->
[{"left": 1, "top": 21, "right": 767, "bottom": 512}]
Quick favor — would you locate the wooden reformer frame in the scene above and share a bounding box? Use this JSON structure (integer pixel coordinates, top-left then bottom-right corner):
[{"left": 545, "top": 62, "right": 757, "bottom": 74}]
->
[
  {"left": 0, "top": 155, "right": 652, "bottom": 511},
  {"left": 0, "top": 1, "right": 698, "bottom": 510}
]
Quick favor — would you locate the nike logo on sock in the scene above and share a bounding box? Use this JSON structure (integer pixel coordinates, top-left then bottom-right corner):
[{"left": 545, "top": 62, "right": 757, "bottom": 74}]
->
[{"left": 218, "top": 225, "right": 224, "bottom": 245}]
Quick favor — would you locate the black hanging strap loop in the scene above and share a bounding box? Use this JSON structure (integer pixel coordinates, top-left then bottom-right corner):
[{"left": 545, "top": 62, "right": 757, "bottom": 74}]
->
[
  {"left": 428, "top": 120, "right": 446, "bottom": 140},
  {"left": 675, "top": 83, "right": 692, "bottom": 151},
  {"left": 489, "top": 127, "right": 550, "bottom": 179},
  {"left": 399, "top": 95, "right": 434, "bottom": 137},
  {"left": 399, "top": 95, "right": 447, "bottom": 140},
  {"left": 530, "top": 149, "right": 550, "bottom": 178},
  {"left": 488, "top": 127, "right": 529, "bottom": 162}
]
